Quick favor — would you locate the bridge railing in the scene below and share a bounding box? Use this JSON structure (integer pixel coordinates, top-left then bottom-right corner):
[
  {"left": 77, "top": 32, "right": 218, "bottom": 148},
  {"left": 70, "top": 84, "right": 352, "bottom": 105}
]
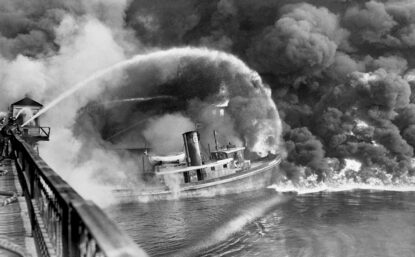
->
[
  {"left": 21, "top": 126, "right": 50, "bottom": 141},
  {"left": 9, "top": 133, "right": 148, "bottom": 257}
]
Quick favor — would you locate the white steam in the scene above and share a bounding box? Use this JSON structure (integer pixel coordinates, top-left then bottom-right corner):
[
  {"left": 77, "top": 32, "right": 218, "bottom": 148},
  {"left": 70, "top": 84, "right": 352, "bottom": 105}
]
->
[
  {"left": 143, "top": 113, "right": 195, "bottom": 155},
  {"left": 0, "top": 8, "right": 138, "bottom": 206},
  {"left": 1, "top": 0, "right": 282, "bottom": 206}
]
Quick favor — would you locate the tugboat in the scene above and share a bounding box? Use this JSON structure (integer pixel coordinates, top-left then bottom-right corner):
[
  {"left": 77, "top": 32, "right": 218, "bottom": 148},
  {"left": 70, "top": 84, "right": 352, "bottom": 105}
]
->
[{"left": 115, "top": 130, "right": 281, "bottom": 201}]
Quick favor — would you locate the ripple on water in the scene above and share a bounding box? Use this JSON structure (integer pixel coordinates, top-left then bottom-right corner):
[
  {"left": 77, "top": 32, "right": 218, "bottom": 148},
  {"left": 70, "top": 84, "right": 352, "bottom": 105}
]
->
[{"left": 106, "top": 190, "right": 415, "bottom": 257}]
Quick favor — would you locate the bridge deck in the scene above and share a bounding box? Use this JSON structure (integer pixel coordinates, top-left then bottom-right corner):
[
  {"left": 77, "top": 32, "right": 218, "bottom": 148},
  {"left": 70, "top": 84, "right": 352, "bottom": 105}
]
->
[{"left": 0, "top": 158, "right": 36, "bottom": 257}]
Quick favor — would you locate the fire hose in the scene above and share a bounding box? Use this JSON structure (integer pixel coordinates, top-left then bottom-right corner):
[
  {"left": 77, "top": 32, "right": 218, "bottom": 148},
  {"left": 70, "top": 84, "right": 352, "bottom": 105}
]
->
[{"left": 0, "top": 191, "right": 19, "bottom": 206}]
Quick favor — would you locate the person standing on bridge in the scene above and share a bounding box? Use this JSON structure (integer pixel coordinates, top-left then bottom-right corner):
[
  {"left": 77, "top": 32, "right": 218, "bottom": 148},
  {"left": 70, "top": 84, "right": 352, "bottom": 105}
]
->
[{"left": 0, "top": 116, "right": 21, "bottom": 159}]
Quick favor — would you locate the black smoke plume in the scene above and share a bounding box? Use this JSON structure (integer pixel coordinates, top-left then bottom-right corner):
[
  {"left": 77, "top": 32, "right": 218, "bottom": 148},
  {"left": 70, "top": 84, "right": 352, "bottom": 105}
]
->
[{"left": 2, "top": 0, "right": 415, "bottom": 194}]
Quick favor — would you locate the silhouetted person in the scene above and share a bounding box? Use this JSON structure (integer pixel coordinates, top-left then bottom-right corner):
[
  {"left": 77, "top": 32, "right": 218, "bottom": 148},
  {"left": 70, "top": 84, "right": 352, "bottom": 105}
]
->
[{"left": 1, "top": 117, "right": 20, "bottom": 158}]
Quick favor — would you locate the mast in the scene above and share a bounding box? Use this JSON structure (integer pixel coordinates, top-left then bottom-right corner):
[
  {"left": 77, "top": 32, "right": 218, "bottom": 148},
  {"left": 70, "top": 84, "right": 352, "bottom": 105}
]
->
[{"left": 213, "top": 130, "right": 219, "bottom": 150}]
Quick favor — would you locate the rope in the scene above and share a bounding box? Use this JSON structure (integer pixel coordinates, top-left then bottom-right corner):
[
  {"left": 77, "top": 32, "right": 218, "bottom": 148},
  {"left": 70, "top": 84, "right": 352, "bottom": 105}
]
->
[
  {"left": 0, "top": 190, "right": 15, "bottom": 197},
  {"left": 2, "top": 192, "right": 18, "bottom": 206}
]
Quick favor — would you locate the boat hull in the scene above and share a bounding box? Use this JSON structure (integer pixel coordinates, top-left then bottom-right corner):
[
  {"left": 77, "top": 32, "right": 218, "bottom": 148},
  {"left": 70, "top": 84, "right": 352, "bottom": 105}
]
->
[{"left": 114, "top": 156, "right": 281, "bottom": 202}]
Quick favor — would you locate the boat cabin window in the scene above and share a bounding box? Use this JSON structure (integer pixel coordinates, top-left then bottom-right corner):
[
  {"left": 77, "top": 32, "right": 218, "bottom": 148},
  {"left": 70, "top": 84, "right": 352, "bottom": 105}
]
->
[
  {"left": 211, "top": 166, "right": 215, "bottom": 171},
  {"left": 211, "top": 152, "right": 228, "bottom": 160},
  {"left": 223, "top": 164, "right": 228, "bottom": 168}
]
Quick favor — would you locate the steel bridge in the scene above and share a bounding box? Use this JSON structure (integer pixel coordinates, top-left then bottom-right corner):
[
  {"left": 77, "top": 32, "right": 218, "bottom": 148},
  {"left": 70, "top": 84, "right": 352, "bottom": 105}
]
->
[{"left": 0, "top": 132, "right": 147, "bottom": 257}]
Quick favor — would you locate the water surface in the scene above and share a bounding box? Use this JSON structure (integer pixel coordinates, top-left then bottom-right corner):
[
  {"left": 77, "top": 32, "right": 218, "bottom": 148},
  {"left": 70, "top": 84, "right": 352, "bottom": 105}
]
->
[{"left": 106, "top": 190, "right": 415, "bottom": 257}]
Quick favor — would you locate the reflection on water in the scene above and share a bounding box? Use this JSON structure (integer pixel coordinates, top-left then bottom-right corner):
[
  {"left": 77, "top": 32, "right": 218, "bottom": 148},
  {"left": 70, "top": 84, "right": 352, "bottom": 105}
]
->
[{"left": 106, "top": 190, "right": 415, "bottom": 257}]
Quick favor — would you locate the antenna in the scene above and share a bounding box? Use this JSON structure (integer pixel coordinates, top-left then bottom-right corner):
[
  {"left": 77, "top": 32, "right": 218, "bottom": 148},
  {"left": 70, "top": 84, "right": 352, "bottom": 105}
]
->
[{"left": 213, "top": 130, "right": 219, "bottom": 150}]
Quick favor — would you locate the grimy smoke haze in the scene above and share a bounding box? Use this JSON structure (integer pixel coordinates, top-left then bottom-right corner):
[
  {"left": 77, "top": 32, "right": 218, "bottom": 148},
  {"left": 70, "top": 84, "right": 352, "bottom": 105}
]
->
[
  {"left": 2, "top": 0, "right": 415, "bottom": 203},
  {"left": 75, "top": 47, "right": 282, "bottom": 156}
]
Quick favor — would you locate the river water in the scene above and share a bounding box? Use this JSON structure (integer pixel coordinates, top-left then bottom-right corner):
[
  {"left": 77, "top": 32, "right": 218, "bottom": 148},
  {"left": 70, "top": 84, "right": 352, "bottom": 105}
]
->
[{"left": 106, "top": 189, "right": 415, "bottom": 257}]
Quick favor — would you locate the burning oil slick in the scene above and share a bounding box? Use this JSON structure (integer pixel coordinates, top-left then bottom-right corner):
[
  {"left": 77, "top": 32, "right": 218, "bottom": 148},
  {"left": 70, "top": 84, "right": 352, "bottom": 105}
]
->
[{"left": 1, "top": 0, "right": 415, "bottom": 204}]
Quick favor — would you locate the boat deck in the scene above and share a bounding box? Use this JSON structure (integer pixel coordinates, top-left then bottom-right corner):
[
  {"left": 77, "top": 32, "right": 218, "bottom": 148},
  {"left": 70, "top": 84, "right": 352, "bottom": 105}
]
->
[{"left": 0, "top": 159, "right": 36, "bottom": 257}]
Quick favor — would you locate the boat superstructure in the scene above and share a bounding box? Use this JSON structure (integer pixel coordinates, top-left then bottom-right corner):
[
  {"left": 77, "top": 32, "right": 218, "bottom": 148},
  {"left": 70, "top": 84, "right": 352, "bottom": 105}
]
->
[
  {"left": 115, "top": 130, "right": 281, "bottom": 201},
  {"left": 154, "top": 131, "right": 252, "bottom": 184}
]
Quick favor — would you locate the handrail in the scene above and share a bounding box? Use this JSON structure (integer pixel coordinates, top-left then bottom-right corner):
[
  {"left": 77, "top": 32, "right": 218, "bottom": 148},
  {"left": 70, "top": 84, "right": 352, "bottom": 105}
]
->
[
  {"left": 39, "top": 127, "right": 50, "bottom": 137},
  {"left": 21, "top": 126, "right": 50, "bottom": 139},
  {"left": 9, "top": 133, "right": 148, "bottom": 257}
]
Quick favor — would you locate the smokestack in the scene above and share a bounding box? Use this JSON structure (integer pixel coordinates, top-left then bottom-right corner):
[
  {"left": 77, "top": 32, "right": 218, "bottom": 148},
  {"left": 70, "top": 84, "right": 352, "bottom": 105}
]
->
[{"left": 182, "top": 131, "right": 203, "bottom": 166}]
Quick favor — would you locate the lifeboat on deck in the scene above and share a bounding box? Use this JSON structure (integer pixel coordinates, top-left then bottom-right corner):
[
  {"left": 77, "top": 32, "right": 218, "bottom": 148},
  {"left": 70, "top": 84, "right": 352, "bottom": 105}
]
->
[{"left": 148, "top": 152, "right": 186, "bottom": 164}]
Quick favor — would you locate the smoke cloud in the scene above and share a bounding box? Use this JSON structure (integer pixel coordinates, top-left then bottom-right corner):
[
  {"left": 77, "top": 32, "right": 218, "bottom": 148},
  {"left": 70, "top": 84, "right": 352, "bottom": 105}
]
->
[
  {"left": 247, "top": 3, "right": 350, "bottom": 76},
  {"left": 143, "top": 113, "right": 195, "bottom": 155},
  {"left": 79, "top": 47, "right": 283, "bottom": 158},
  {"left": 0, "top": 0, "right": 140, "bottom": 205},
  {"left": 2, "top": 0, "right": 415, "bottom": 205},
  {"left": 343, "top": 0, "right": 415, "bottom": 48}
]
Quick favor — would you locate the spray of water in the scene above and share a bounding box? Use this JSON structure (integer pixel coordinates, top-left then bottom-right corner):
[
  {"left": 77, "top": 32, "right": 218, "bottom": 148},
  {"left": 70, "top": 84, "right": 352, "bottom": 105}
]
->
[
  {"left": 22, "top": 59, "right": 134, "bottom": 127},
  {"left": 173, "top": 193, "right": 293, "bottom": 257},
  {"left": 14, "top": 107, "right": 35, "bottom": 126},
  {"left": 22, "top": 47, "right": 262, "bottom": 127},
  {"left": 14, "top": 108, "right": 25, "bottom": 119},
  {"left": 101, "top": 96, "right": 176, "bottom": 106}
]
